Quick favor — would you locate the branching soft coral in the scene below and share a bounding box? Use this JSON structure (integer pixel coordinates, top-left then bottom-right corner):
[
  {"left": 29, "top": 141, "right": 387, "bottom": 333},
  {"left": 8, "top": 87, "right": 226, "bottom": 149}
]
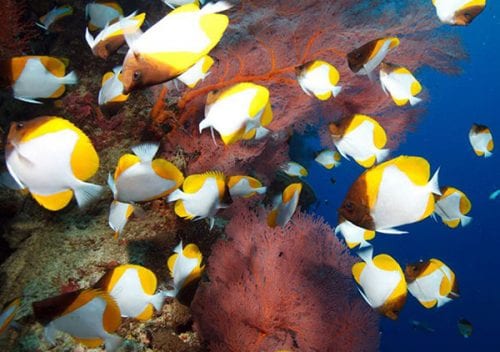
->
[
  {"left": 150, "top": 0, "right": 466, "bottom": 177},
  {"left": 191, "top": 206, "right": 379, "bottom": 352}
]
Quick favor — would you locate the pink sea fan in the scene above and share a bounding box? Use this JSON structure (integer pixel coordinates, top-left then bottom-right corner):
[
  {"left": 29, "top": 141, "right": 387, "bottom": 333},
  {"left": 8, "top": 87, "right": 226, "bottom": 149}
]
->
[{"left": 191, "top": 206, "right": 379, "bottom": 352}]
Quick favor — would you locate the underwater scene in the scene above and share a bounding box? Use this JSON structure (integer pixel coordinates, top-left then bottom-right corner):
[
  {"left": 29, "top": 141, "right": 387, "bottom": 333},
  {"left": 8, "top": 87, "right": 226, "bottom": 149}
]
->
[{"left": 0, "top": 0, "right": 497, "bottom": 351}]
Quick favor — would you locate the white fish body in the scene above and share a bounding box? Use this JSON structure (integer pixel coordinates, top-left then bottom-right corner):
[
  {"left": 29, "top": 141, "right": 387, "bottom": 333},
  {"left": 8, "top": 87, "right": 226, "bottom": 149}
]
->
[
  {"left": 13, "top": 58, "right": 77, "bottom": 103},
  {"left": 228, "top": 177, "right": 266, "bottom": 198},
  {"left": 108, "top": 268, "right": 165, "bottom": 318},
  {"left": 108, "top": 200, "right": 134, "bottom": 237},
  {"left": 379, "top": 68, "right": 422, "bottom": 106},
  {"left": 314, "top": 150, "right": 341, "bottom": 169},
  {"left": 433, "top": 0, "right": 473, "bottom": 24},
  {"left": 434, "top": 191, "right": 472, "bottom": 227},
  {"left": 371, "top": 165, "right": 440, "bottom": 232},
  {"left": 171, "top": 242, "right": 199, "bottom": 294},
  {"left": 6, "top": 129, "right": 102, "bottom": 208},
  {"left": 281, "top": 162, "right": 307, "bottom": 177},
  {"left": 469, "top": 129, "right": 493, "bottom": 157},
  {"left": 335, "top": 220, "right": 373, "bottom": 249},
  {"left": 298, "top": 62, "right": 342, "bottom": 99},
  {"left": 407, "top": 265, "right": 454, "bottom": 308},
  {"left": 44, "top": 296, "right": 122, "bottom": 352},
  {"left": 86, "top": 2, "right": 122, "bottom": 29},
  {"left": 334, "top": 120, "right": 389, "bottom": 166},
  {"left": 98, "top": 66, "right": 126, "bottom": 105}
]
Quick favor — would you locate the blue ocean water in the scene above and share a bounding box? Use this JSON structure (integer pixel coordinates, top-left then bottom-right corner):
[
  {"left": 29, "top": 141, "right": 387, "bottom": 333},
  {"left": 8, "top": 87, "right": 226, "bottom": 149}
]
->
[{"left": 305, "top": 2, "right": 499, "bottom": 351}]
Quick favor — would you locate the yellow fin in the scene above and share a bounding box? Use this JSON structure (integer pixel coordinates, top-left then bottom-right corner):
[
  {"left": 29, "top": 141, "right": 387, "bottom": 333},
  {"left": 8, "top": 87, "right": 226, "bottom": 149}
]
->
[
  {"left": 351, "top": 262, "right": 365, "bottom": 284},
  {"left": 175, "top": 200, "right": 193, "bottom": 219},
  {"left": 73, "top": 337, "right": 104, "bottom": 348},
  {"left": 102, "top": 71, "right": 114, "bottom": 85},
  {"left": 282, "top": 183, "right": 302, "bottom": 203},
  {"left": 444, "top": 219, "right": 460, "bottom": 228},
  {"left": 421, "top": 299, "right": 437, "bottom": 309},
  {"left": 242, "top": 128, "right": 256, "bottom": 140},
  {"left": 114, "top": 154, "right": 140, "bottom": 180},
  {"left": 135, "top": 304, "right": 153, "bottom": 321},
  {"left": 134, "top": 266, "right": 157, "bottom": 295},
  {"left": 364, "top": 230, "right": 376, "bottom": 240},
  {"left": 183, "top": 171, "right": 225, "bottom": 194},
  {"left": 49, "top": 84, "right": 66, "bottom": 98},
  {"left": 328, "top": 64, "right": 340, "bottom": 85},
  {"left": 39, "top": 56, "right": 67, "bottom": 77},
  {"left": 357, "top": 155, "right": 376, "bottom": 168},
  {"left": 390, "top": 156, "right": 430, "bottom": 186},
  {"left": 248, "top": 85, "right": 270, "bottom": 118},
  {"left": 151, "top": 159, "right": 184, "bottom": 193},
  {"left": 487, "top": 139, "right": 494, "bottom": 152},
  {"left": 373, "top": 254, "right": 400, "bottom": 271},
  {"left": 199, "top": 12, "right": 229, "bottom": 60},
  {"left": 373, "top": 120, "right": 387, "bottom": 149},
  {"left": 184, "top": 243, "right": 202, "bottom": 259},
  {"left": 267, "top": 209, "right": 278, "bottom": 227},
  {"left": 101, "top": 291, "right": 121, "bottom": 333},
  {"left": 71, "top": 135, "right": 99, "bottom": 181},
  {"left": 167, "top": 254, "right": 178, "bottom": 276},
  {"left": 410, "top": 80, "right": 422, "bottom": 96},
  {"left": 32, "top": 189, "right": 73, "bottom": 211},
  {"left": 221, "top": 127, "right": 245, "bottom": 145},
  {"left": 393, "top": 97, "right": 408, "bottom": 106},
  {"left": 315, "top": 91, "right": 331, "bottom": 101},
  {"left": 170, "top": 3, "right": 200, "bottom": 14},
  {"left": 421, "top": 193, "right": 435, "bottom": 220},
  {"left": 459, "top": 193, "right": 472, "bottom": 214},
  {"left": 439, "top": 275, "right": 452, "bottom": 296},
  {"left": 261, "top": 100, "right": 273, "bottom": 126}
]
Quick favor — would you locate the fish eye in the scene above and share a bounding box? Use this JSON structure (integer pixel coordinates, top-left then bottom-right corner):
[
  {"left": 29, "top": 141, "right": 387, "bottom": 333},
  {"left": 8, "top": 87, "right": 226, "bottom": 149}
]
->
[
  {"left": 354, "top": 52, "right": 362, "bottom": 59},
  {"left": 464, "top": 12, "right": 472, "bottom": 20},
  {"left": 133, "top": 71, "right": 141, "bottom": 82},
  {"left": 344, "top": 201, "right": 354, "bottom": 211},
  {"left": 16, "top": 122, "right": 24, "bottom": 129}
]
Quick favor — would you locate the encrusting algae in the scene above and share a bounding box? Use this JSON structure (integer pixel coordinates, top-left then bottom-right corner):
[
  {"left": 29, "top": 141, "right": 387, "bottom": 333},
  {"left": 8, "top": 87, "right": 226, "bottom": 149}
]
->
[{"left": 0, "top": 0, "right": 485, "bottom": 351}]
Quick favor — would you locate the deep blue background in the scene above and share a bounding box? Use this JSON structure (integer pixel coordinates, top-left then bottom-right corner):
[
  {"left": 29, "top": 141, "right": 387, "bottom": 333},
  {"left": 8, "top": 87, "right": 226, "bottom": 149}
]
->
[{"left": 302, "top": 3, "right": 499, "bottom": 351}]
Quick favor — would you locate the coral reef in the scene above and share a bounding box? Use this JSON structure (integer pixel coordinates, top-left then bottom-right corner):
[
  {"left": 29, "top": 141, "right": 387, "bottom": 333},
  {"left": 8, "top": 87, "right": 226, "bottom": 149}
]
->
[
  {"left": 0, "top": 0, "right": 37, "bottom": 59},
  {"left": 192, "top": 207, "right": 379, "bottom": 351}
]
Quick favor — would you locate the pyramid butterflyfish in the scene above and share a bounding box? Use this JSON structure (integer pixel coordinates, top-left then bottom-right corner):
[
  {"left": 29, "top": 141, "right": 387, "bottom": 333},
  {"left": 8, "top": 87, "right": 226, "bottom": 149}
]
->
[
  {"left": 295, "top": 60, "right": 342, "bottom": 100},
  {"left": 347, "top": 37, "right": 399, "bottom": 79},
  {"left": 469, "top": 123, "right": 493, "bottom": 157},
  {"left": 37, "top": 5, "right": 73, "bottom": 31},
  {"left": 379, "top": 62, "right": 423, "bottom": 106},
  {"left": 432, "top": 0, "right": 486, "bottom": 26},
  {"left": 314, "top": 149, "right": 341, "bottom": 170},
  {"left": 434, "top": 186, "right": 472, "bottom": 228},
  {"left": 85, "top": 1, "right": 123, "bottom": 31},
  {"left": 227, "top": 175, "right": 267, "bottom": 198},
  {"left": 267, "top": 183, "right": 302, "bottom": 228},
  {"left": 165, "top": 241, "right": 205, "bottom": 297}
]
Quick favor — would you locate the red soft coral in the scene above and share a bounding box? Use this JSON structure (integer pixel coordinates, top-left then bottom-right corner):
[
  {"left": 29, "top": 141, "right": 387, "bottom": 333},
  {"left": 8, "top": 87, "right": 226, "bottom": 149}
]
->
[{"left": 191, "top": 206, "right": 379, "bottom": 352}]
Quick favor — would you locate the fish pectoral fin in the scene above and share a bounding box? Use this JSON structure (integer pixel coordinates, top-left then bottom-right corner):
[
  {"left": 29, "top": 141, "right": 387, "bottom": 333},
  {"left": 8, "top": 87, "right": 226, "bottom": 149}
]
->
[
  {"left": 377, "top": 227, "right": 407, "bottom": 235},
  {"left": 15, "top": 96, "right": 43, "bottom": 104},
  {"left": 32, "top": 190, "right": 74, "bottom": 211}
]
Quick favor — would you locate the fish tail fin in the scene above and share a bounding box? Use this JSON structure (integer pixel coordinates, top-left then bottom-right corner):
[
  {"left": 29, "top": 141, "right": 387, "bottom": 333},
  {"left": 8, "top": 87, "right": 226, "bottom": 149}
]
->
[
  {"left": 428, "top": 168, "right": 441, "bottom": 195},
  {"left": 356, "top": 246, "right": 373, "bottom": 263},
  {"left": 107, "top": 173, "right": 117, "bottom": 197},
  {"left": 331, "top": 85, "right": 342, "bottom": 97},
  {"left": 409, "top": 95, "right": 422, "bottom": 106},
  {"left": 201, "top": 1, "right": 233, "bottom": 14},
  {"left": 461, "top": 215, "right": 472, "bottom": 227},
  {"left": 255, "top": 186, "right": 267, "bottom": 195},
  {"left": 36, "top": 22, "right": 49, "bottom": 30},
  {"left": 489, "top": 190, "right": 500, "bottom": 200},
  {"left": 109, "top": 201, "right": 133, "bottom": 237},
  {"left": 85, "top": 27, "right": 95, "bottom": 48},
  {"left": 375, "top": 148, "right": 390, "bottom": 163},
  {"left": 167, "top": 189, "right": 184, "bottom": 202},
  {"left": 131, "top": 142, "right": 160, "bottom": 162},
  {"left": 61, "top": 70, "right": 78, "bottom": 85},
  {"left": 359, "top": 240, "right": 372, "bottom": 249},
  {"left": 151, "top": 292, "right": 166, "bottom": 311},
  {"left": 74, "top": 182, "right": 104, "bottom": 208},
  {"left": 199, "top": 118, "right": 209, "bottom": 133},
  {"left": 484, "top": 150, "right": 493, "bottom": 158},
  {"left": 255, "top": 126, "right": 270, "bottom": 140},
  {"left": 104, "top": 334, "right": 123, "bottom": 352},
  {"left": 436, "top": 296, "right": 452, "bottom": 308}
]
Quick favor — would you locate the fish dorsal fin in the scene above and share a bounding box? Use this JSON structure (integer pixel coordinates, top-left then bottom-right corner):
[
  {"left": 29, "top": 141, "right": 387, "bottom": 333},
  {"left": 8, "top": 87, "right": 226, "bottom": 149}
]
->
[
  {"left": 151, "top": 159, "right": 184, "bottom": 186},
  {"left": 351, "top": 262, "right": 366, "bottom": 284},
  {"left": 39, "top": 56, "right": 67, "bottom": 77},
  {"left": 248, "top": 85, "right": 270, "bottom": 118},
  {"left": 389, "top": 156, "right": 431, "bottom": 186},
  {"left": 345, "top": 114, "right": 372, "bottom": 135},
  {"left": 102, "top": 71, "right": 115, "bottom": 85},
  {"left": 459, "top": 192, "right": 472, "bottom": 214},
  {"left": 32, "top": 189, "right": 74, "bottom": 211},
  {"left": 261, "top": 100, "right": 273, "bottom": 126},
  {"left": 99, "top": 291, "right": 121, "bottom": 333},
  {"left": 227, "top": 175, "right": 243, "bottom": 188},
  {"left": 115, "top": 153, "right": 141, "bottom": 180},
  {"left": 282, "top": 183, "right": 302, "bottom": 203},
  {"left": 183, "top": 243, "right": 202, "bottom": 260},
  {"left": 167, "top": 253, "right": 178, "bottom": 276},
  {"left": 183, "top": 171, "right": 225, "bottom": 194},
  {"left": 132, "top": 142, "right": 160, "bottom": 162},
  {"left": 171, "top": 3, "right": 200, "bottom": 15},
  {"left": 372, "top": 120, "right": 387, "bottom": 149},
  {"left": 373, "top": 254, "right": 400, "bottom": 272},
  {"left": 135, "top": 265, "right": 158, "bottom": 295},
  {"left": 267, "top": 208, "right": 278, "bottom": 227},
  {"left": 71, "top": 132, "right": 100, "bottom": 182}
]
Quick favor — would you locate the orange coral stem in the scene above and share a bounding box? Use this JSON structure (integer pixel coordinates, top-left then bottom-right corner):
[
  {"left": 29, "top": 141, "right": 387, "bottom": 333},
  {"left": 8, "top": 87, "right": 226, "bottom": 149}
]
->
[{"left": 150, "top": 85, "right": 168, "bottom": 121}]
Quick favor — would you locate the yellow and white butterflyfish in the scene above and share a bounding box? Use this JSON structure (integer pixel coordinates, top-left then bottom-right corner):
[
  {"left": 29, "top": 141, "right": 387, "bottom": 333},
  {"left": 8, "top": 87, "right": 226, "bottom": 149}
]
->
[
  {"left": 94, "top": 264, "right": 166, "bottom": 321},
  {"left": 405, "top": 258, "right": 459, "bottom": 309},
  {"left": 0, "top": 298, "right": 20, "bottom": 335},
  {"left": 339, "top": 156, "right": 441, "bottom": 234},
  {"left": 0, "top": 56, "right": 78, "bottom": 104},
  {"left": 335, "top": 218, "right": 375, "bottom": 249},
  {"left": 432, "top": 0, "right": 486, "bottom": 26},
  {"left": 469, "top": 123, "right": 494, "bottom": 157},
  {"left": 162, "top": 0, "right": 200, "bottom": 9},
  {"left": 176, "top": 55, "right": 214, "bottom": 88},
  {"left": 199, "top": 82, "right": 273, "bottom": 145},
  {"left": 167, "top": 171, "right": 229, "bottom": 229},
  {"left": 267, "top": 183, "right": 302, "bottom": 228},
  {"left": 329, "top": 114, "right": 389, "bottom": 168},
  {"left": 352, "top": 247, "right": 407, "bottom": 320},
  {"left": 5, "top": 116, "right": 103, "bottom": 211},
  {"left": 85, "top": 12, "right": 145, "bottom": 60},
  {"left": 165, "top": 241, "right": 205, "bottom": 297},
  {"left": 36, "top": 5, "right": 73, "bottom": 31},
  {"left": 314, "top": 149, "right": 341, "bottom": 169},
  {"left": 433, "top": 186, "right": 472, "bottom": 228},
  {"left": 108, "top": 200, "right": 134, "bottom": 238},
  {"left": 281, "top": 161, "right": 308, "bottom": 178},
  {"left": 295, "top": 60, "right": 342, "bottom": 100},
  {"left": 108, "top": 142, "right": 184, "bottom": 203},
  {"left": 33, "top": 289, "right": 123, "bottom": 352},
  {"left": 347, "top": 37, "right": 400, "bottom": 79},
  {"left": 85, "top": 1, "right": 123, "bottom": 31},
  {"left": 121, "top": 1, "right": 232, "bottom": 93},
  {"left": 379, "top": 62, "right": 422, "bottom": 106},
  {"left": 98, "top": 66, "right": 129, "bottom": 106},
  {"left": 227, "top": 175, "right": 266, "bottom": 198}
]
